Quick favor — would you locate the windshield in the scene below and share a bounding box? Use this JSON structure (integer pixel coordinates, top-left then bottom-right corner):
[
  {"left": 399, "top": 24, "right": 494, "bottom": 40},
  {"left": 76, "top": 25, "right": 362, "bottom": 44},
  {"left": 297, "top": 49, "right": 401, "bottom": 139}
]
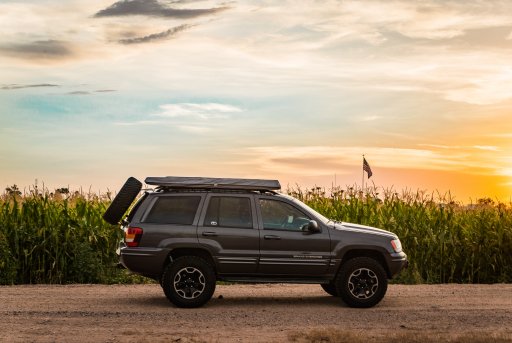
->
[{"left": 281, "top": 194, "right": 331, "bottom": 225}]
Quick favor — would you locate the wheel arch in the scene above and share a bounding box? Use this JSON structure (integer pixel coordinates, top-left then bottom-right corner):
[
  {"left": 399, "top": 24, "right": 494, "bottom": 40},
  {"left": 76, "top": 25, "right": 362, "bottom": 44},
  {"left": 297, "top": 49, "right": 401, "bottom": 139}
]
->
[
  {"left": 166, "top": 248, "right": 216, "bottom": 273},
  {"left": 339, "top": 248, "right": 391, "bottom": 278}
]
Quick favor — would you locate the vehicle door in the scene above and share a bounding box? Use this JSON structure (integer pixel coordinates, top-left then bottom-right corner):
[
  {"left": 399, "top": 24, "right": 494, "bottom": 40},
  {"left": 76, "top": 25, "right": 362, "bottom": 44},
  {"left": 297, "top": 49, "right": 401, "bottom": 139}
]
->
[
  {"left": 197, "top": 194, "right": 259, "bottom": 274},
  {"left": 256, "top": 196, "right": 331, "bottom": 276}
]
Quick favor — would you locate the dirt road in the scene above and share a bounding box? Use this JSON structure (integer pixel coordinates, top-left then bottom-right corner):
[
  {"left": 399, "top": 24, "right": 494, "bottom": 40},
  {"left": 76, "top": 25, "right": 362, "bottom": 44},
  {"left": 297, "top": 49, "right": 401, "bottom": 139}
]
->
[{"left": 1, "top": 284, "right": 511, "bottom": 342}]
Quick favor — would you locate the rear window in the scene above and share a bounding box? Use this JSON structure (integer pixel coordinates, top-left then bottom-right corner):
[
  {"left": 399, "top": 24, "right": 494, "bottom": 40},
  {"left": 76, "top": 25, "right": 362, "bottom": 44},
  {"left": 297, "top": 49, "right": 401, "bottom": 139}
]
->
[
  {"left": 144, "top": 196, "right": 201, "bottom": 225},
  {"left": 127, "top": 193, "right": 148, "bottom": 222}
]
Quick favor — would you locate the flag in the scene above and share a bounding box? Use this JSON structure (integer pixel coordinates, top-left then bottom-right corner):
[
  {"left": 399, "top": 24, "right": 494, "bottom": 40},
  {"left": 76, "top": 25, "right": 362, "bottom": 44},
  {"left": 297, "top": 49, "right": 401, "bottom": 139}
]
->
[{"left": 363, "top": 157, "right": 373, "bottom": 178}]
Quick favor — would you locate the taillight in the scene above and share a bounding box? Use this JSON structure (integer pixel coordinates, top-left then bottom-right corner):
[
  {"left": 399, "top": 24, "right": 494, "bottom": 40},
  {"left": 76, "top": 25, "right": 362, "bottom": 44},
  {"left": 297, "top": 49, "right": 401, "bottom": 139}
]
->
[{"left": 125, "top": 227, "right": 143, "bottom": 247}]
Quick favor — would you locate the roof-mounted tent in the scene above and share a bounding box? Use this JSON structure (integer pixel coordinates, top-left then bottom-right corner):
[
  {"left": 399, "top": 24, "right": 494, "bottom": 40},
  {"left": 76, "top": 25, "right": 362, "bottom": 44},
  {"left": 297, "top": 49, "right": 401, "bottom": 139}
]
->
[{"left": 144, "top": 176, "right": 281, "bottom": 191}]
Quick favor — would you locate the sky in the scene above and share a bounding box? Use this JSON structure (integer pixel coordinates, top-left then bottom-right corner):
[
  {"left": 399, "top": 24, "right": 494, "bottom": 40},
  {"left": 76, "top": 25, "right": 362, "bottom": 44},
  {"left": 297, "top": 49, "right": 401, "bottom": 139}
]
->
[{"left": 1, "top": 0, "right": 512, "bottom": 203}]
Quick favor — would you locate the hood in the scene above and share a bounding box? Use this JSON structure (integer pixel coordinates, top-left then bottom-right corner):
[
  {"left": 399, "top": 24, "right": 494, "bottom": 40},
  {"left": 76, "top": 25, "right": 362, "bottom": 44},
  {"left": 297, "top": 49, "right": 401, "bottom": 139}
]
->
[{"left": 334, "top": 222, "right": 396, "bottom": 239}]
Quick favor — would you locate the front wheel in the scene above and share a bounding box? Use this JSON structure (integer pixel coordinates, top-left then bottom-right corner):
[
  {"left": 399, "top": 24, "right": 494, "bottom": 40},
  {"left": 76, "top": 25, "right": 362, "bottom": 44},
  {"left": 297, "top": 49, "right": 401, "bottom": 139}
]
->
[
  {"left": 161, "top": 256, "right": 216, "bottom": 308},
  {"left": 335, "top": 257, "right": 388, "bottom": 308}
]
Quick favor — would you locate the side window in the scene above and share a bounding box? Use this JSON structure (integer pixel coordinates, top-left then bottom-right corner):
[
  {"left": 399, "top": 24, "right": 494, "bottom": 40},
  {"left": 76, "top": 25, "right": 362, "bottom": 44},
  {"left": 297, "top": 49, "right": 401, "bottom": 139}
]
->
[
  {"left": 259, "top": 199, "right": 310, "bottom": 231},
  {"left": 204, "top": 197, "right": 253, "bottom": 228},
  {"left": 144, "top": 196, "right": 201, "bottom": 225}
]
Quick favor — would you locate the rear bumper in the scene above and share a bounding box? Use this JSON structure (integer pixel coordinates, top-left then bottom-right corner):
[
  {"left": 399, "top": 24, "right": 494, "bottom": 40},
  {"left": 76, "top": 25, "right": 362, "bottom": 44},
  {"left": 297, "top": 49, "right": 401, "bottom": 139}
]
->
[
  {"left": 388, "top": 251, "right": 408, "bottom": 278},
  {"left": 118, "top": 242, "right": 169, "bottom": 277}
]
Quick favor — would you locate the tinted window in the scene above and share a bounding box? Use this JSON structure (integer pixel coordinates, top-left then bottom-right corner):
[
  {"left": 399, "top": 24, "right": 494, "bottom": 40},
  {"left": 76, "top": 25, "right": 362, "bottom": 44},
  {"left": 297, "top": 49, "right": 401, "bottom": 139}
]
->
[
  {"left": 204, "top": 197, "right": 252, "bottom": 228},
  {"left": 145, "top": 196, "right": 201, "bottom": 225},
  {"left": 127, "top": 193, "right": 148, "bottom": 222},
  {"left": 259, "top": 199, "right": 310, "bottom": 231}
]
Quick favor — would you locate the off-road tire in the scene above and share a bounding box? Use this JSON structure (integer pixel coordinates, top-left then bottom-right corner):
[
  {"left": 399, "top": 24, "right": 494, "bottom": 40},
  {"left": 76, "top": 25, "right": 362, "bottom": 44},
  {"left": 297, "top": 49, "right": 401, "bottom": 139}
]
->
[
  {"left": 335, "top": 257, "right": 388, "bottom": 308},
  {"left": 102, "top": 177, "right": 142, "bottom": 225},
  {"left": 320, "top": 282, "right": 338, "bottom": 296},
  {"left": 162, "top": 256, "right": 216, "bottom": 308}
]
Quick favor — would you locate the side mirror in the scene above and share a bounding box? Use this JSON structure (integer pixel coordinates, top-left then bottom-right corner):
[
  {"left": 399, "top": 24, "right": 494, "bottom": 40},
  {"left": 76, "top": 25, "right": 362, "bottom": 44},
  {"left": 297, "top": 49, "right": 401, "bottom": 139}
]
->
[{"left": 302, "top": 220, "right": 320, "bottom": 233}]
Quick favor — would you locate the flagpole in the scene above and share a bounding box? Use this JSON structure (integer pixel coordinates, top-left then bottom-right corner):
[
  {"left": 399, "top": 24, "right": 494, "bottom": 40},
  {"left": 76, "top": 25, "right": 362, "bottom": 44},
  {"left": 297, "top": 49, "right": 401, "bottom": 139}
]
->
[{"left": 362, "top": 154, "right": 365, "bottom": 191}]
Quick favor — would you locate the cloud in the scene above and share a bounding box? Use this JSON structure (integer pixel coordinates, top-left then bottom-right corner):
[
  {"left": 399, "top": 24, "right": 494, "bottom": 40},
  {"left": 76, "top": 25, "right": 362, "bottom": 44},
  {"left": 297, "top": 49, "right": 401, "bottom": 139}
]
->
[
  {"left": 498, "top": 168, "right": 512, "bottom": 177},
  {"left": 441, "top": 66, "right": 512, "bottom": 105},
  {"left": 237, "top": 145, "right": 497, "bottom": 177},
  {"left": 169, "top": 0, "right": 210, "bottom": 3},
  {"left": 473, "top": 145, "right": 499, "bottom": 151},
  {"left": 333, "top": 1, "right": 512, "bottom": 41},
  {"left": 154, "top": 103, "right": 243, "bottom": 119},
  {"left": 94, "top": 0, "right": 228, "bottom": 18},
  {"left": 419, "top": 144, "right": 500, "bottom": 152},
  {"left": 114, "top": 120, "right": 162, "bottom": 126},
  {"left": 489, "top": 133, "right": 512, "bottom": 138},
  {"left": 418, "top": 144, "right": 462, "bottom": 150},
  {"left": 225, "top": 1, "right": 512, "bottom": 106},
  {"left": 113, "top": 119, "right": 212, "bottom": 134},
  {"left": 1, "top": 84, "right": 59, "bottom": 90},
  {"left": 67, "top": 91, "right": 90, "bottom": 95},
  {"left": 0, "top": 40, "right": 73, "bottom": 60},
  {"left": 95, "top": 89, "right": 116, "bottom": 93},
  {"left": 118, "top": 24, "right": 193, "bottom": 44},
  {"left": 113, "top": 102, "right": 241, "bottom": 134},
  {"left": 176, "top": 125, "right": 211, "bottom": 133}
]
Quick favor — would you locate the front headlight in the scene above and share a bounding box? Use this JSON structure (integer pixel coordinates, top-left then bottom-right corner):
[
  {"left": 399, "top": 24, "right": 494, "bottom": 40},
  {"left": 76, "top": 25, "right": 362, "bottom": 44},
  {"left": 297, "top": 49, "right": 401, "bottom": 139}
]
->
[{"left": 390, "top": 238, "right": 402, "bottom": 253}]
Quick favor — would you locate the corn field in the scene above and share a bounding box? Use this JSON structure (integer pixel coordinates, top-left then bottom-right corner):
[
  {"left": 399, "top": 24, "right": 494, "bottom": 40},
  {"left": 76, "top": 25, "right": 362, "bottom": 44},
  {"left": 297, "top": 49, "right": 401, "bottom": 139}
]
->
[
  {"left": 0, "top": 185, "right": 141, "bottom": 284},
  {"left": 1, "top": 184, "right": 511, "bottom": 284}
]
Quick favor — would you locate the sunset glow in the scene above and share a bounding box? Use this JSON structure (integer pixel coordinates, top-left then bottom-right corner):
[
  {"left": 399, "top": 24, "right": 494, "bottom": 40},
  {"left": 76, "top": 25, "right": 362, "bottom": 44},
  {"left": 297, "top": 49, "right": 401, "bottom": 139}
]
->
[{"left": 1, "top": 0, "right": 512, "bottom": 203}]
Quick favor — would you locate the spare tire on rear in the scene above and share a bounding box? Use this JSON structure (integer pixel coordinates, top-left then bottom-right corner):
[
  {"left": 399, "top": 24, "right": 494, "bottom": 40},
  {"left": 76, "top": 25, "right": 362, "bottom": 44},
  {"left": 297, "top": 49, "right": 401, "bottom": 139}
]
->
[{"left": 103, "top": 177, "right": 142, "bottom": 225}]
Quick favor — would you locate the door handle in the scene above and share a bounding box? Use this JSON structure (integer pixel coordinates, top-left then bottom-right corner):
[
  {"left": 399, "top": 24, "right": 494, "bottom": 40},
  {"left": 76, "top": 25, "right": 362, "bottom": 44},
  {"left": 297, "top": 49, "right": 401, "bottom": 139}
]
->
[
  {"left": 264, "top": 235, "right": 281, "bottom": 240},
  {"left": 202, "top": 232, "right": 218, "bottom": 237}
]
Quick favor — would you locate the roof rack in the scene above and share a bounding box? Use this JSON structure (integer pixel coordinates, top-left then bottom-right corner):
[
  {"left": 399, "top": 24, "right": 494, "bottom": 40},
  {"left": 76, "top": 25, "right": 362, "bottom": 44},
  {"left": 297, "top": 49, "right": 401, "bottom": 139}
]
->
[{"left": 144, "top": 176, "right": 281, "bottom": 191}]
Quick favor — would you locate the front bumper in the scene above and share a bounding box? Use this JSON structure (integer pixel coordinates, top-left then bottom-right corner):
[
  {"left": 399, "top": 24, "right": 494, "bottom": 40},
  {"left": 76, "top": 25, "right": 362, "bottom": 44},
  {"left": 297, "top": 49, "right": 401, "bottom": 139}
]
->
[{"left": 388, "top": 251, "right": 408, "bottom": 278}]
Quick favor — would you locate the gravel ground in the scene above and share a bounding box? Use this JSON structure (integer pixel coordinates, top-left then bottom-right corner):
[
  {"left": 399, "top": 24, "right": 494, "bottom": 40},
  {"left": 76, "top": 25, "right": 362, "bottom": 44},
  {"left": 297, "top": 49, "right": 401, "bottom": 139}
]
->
[{"left": 1, "top": 284, "right": 511, "bottom": 342}]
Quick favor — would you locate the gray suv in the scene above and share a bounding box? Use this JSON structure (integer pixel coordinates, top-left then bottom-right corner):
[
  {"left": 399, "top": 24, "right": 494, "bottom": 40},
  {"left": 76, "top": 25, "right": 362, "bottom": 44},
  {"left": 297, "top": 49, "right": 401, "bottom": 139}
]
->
[{"left": 103, "top": 176, "right": 407, "bottom": 308}]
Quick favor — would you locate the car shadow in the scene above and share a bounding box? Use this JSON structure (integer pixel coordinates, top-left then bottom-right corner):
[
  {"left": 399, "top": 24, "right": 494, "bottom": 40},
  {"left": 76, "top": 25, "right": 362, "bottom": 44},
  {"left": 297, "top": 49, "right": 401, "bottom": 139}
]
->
[
  {"left": 126, "top": 294, "right": 346, "bottom": 308},
  {"left": 208, "top": 295, "right": 345, "bottom": 308}
]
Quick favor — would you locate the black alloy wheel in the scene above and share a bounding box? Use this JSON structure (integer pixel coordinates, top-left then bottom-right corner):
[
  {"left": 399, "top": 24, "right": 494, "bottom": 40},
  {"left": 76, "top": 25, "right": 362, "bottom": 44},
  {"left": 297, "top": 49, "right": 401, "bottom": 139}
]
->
[
  {"left": 336, "top": 257, "right": 388, "bottom": 308},
  {"left": 162, "top": 256, "right": 216, "bottom": 308}
]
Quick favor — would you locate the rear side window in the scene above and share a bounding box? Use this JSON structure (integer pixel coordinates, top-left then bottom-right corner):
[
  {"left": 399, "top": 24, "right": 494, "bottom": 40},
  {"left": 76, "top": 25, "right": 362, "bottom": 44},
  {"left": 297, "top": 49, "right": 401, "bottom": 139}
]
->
[
  {"left": 204, "top": 197, "right": 253, "bottom": 228},
  {"left": 145, "top": 196, "right": 201, "bottom": 225}
]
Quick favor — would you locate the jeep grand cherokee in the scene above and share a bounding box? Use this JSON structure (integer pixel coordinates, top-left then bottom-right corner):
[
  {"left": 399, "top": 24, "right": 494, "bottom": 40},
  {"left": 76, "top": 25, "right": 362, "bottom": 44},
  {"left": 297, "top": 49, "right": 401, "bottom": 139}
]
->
[{"left": 103, "top": 176, "right": 408, "bottom": 308}]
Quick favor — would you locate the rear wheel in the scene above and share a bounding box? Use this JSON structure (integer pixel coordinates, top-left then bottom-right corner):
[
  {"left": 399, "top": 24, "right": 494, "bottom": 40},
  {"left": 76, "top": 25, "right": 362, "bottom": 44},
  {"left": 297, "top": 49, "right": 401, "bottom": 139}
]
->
[
  {"left": 162, "top": 256, "right": 216, "bottom": 308},
  {"left": 336, "top": 257, "right": 388, "bottom": 308},
  {"left": 320, "top": 282, "right": 338, "bottom": 296},
  {"left": 102, "top": 177, "right": 142, "bottom": 225}
]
